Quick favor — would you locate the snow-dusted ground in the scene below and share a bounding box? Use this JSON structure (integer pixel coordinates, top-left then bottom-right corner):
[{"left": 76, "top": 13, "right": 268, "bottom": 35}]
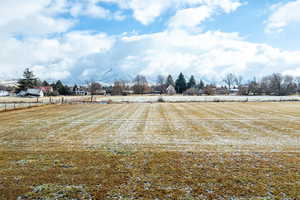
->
[
  {"left": 96, "top": 95, "right": 300, "bottom": 103},
  {"left": 1, "top": 102, "right": 299, "bottom": 152}
]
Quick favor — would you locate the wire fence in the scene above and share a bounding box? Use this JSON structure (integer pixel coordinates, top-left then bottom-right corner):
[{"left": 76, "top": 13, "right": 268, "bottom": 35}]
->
[{"left": 0, "top": 96, "right": 94, "bottom": 112}]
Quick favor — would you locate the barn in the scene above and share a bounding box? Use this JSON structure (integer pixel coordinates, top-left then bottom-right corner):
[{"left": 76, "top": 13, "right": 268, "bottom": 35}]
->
[{"left": 26, "top": 88, "right": 44, "bottom": 97}]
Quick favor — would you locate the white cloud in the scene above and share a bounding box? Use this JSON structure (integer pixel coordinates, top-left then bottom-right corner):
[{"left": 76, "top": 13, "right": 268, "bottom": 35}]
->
[
  {"left": 265, "top": 0, "right": 300, "bottom": 33},
  {"left": 0, "top": 31, "right": 115, "bottom": 80},
  {"left": 69, "top": 0, "right": 126, "bottom": 21},
  {"left": 59, "top": 29, "right": 300, "bottom": 83},
  {"left": 0, "top": 0, "right": 74, "bottom": 36},
  {"left": 1, "top": 0, "right": 300, "bottom": 84},
  {"left": 105, "top": 0, "right": 242, "bottom": 25},
  {"left": 2, "top": 27, "right": 300, "bottom": 82},
  {"left": 283, "top": 68, "right": 300, "bottom": 77},
  {"left": 169, "top": 6, "right": 213, "bottom": 29}
]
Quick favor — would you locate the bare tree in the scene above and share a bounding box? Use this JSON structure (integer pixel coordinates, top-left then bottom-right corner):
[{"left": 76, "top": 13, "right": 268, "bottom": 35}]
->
[
  {"left": 248, "top": 77, "right": 260, "bottom": 95},
  {"left": 235, "top": 75, "right": 243, "bottom": 87},
  {"left": 259, "top": 73, "right": 297, "bottom": 95},
  {"left": 283, "top": 75, "right": 297, "bottom": 95},
  {"left": 89, "top": 82, "right": 102, "bottom": 95},
  {"left": 132, "top": 75, "right": 150, "bottom": 94},
  {"left": 269, "top": 73, "right": 284, "bottom": 95},
  {"left": 112, "top": 80, "right": 126, "bottom": 95},
  {"left": 223, "top": 73, "right": 236, "bottom": 91},
  {"left": 157, "top": 75, "right": 166, "bottom": 94},
  {"left": 295, "top": 76, "right": 300, "bottom": 94}
]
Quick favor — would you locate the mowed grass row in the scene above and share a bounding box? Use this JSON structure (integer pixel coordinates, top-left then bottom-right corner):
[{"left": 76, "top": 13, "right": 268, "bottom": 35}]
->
[
  {"left": 0, "top": 102, "right": 299, "bottom": 151},
  {"left": 0, "top": 102, "right": 299, "bottom": 199}
]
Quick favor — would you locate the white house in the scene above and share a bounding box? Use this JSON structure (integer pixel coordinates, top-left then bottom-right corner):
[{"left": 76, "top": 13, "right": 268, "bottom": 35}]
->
[
  {"left": 74, "top": 88, "right": 90, "bottom": 96},
  {"left": 26, "top": 88, "right": 44, "bottom": 97},
  {"left": 166, "top": 85, "right": 176, "bottom": 95},
  {"left": 0, "top": 90, "right": 9, "bottom": 96}
]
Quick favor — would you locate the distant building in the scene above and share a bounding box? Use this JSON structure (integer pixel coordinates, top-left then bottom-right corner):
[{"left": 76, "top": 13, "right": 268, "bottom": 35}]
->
[
  {"left": 122, "top": 90, "right": 134, "bottom": 96},
  {"left": 26, "top": 88, "right": 44, "bottom": 97},
  {"left": 229, "top": 88, "right": 239, "bottom": 95},
  {"left": 0, "top": 90, "right": 9, "bottom": 97},
  {"left": 166, "top": 85, "right": 176, "bottom": 95},
  {"left": 184, "top": 88, "right": 199, "bottom": 96},
  {"left": 38, "top": 86, "right": 54, "bottom": 95},
  {"left": 17, "top": 91, "right": 27, "bottom": 97},
  {"left": 74, "top": 88, "right": 90, "bottom": 96},
  {"left": 215, "top": 87, "right": 227, "bottom": 95}
]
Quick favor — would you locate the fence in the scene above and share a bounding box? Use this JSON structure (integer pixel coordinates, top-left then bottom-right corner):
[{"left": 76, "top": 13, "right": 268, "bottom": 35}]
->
[{"left": 0, "top": 96, "right": 93, "bottom": 112}]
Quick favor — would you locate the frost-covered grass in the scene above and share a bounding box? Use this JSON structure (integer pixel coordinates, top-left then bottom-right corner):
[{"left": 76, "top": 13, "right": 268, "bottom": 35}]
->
[
  {"left": 0, "top": 102, "right": 299, "bottom": 151},
  {"left": 96, "top": 95, "right": 300, "bottom": 103},
  {"left": 0, "top": 102, "right": 299, "bottom": 199},
  {"left": 1, "top": 151, "right": 299, "bottom": 199}
]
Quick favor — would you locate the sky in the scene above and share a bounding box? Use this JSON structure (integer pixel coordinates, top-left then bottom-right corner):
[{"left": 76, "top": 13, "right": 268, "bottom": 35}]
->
[{"left": 1, "top": 0, "right": 300, "bottom": 84}]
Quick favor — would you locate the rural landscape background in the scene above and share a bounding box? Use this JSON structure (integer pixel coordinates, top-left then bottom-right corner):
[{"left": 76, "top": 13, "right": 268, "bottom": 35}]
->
[{"left": 1, "top": 0, "right": 300, "bottom": 199}]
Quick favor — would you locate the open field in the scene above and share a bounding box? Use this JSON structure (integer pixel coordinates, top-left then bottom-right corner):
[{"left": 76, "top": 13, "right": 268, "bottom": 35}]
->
[
  {"left": 0, "top": 102, "right": 299, "bottom": 199},
  {"left": 95, "top": 95, "right": 300, "bottom": 103}
]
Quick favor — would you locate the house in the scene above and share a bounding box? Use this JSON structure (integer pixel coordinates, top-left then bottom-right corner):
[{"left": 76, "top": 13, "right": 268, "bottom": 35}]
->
[
  {"left": 74, "top": 88, "right": 90, "bottom": 96},
  {"left": 166, "top": 85, "right": 176, "bottom": 95},
  {"left": 122, "top": 90, "right": 134, "bottom": 96},
  {"left": 17, "top": 90, "right": 27, "bottom": 97},
  {"left": 39, "top": 86, "right": 53, "bottom": 95},
  {"left": 26, "top": 88, "right": 44, "bottom": 97},
  {"left": 215, "top": 87, "right": 227, "bottom": 95},
  {"left": 0, "top": 90, "right": 9, "bottom": 96},
  {"left": 229, "top": 88, "right": 239, "bottom": 95},
  {"left": 184, "top": 88, "right": 200, "bottom": 96}
]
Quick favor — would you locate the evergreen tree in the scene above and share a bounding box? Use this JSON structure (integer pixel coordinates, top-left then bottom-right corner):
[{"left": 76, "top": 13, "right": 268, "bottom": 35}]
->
[
  {"left": 54, "top": 80, "right": 70, "bottom": 95},
  {"left": 187, "top": 75, "right": 196, "bottom": 89},
  {"left": 199, "top": 80, "right": 205, "bottom": 89},
  {"left": 42, "top": 80, "right": 49, "bottom": 86},
  {"left": 175, "top": 73, "right": 187, "bottom": 93},
  {"left": 73, "top": 84, "right": 78, "bottom": 92},
  {"left": 17, "top": 68, "right": 38, "bottom": 92},
  {"left": 166, "top": 75, "right": 175, "bottom": 87},
  {"left": 55, "top": 80, "right": 64, "bottom": 91}
]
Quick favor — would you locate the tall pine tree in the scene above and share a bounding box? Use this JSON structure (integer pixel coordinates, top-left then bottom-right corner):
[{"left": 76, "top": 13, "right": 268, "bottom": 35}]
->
[
  {"left": 175, "top": 73, "right": 187, "bottom": 93},
  {"left": 199, "top": 80, "right": 205, "bottom": 89},
  {"left": 187, "top": 75, "right": 196, "bottom": 89},
  {"left": 165, "top": 75, "right": 175, "bottom": 87},
  {"left": 17, "top": 68, "right": 38, "bottom": 92}
]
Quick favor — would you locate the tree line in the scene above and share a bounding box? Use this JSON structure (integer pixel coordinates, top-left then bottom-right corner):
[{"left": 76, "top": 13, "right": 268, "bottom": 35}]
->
[
  {"left": 13, "top": 68, "right": 300, "bottom": 96},
  {"left": 16, "top": 68, "right": 72, "bottom": 95},
  {"left": 112, "top": 72, "right": 300, "bottom": 96}
]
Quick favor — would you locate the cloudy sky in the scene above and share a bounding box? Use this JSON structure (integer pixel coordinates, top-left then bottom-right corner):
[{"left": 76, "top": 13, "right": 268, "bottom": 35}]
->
[{"left": 1, "top": 0, "right": 300, "bottom": 83}]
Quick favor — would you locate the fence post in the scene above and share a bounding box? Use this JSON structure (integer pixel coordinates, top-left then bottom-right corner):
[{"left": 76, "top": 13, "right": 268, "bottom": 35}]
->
[{"left": 4, "top": 104, "right": 6, "bottom": 112}]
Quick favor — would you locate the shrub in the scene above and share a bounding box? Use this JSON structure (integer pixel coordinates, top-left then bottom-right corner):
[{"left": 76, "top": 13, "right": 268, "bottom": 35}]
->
[{"left": 158, "top": 97, "right": 165, "bottom": 102}]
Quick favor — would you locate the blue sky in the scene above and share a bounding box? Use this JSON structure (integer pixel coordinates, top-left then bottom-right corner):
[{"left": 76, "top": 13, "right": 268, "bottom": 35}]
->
[{"left": 1, "top": 0, "right": 300, "bottom": 83}]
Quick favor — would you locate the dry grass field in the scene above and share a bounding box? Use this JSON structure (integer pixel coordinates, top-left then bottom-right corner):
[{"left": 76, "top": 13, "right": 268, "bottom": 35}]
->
[{"left": 0, "top": 102, "right": 299, "bottom": 199}]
